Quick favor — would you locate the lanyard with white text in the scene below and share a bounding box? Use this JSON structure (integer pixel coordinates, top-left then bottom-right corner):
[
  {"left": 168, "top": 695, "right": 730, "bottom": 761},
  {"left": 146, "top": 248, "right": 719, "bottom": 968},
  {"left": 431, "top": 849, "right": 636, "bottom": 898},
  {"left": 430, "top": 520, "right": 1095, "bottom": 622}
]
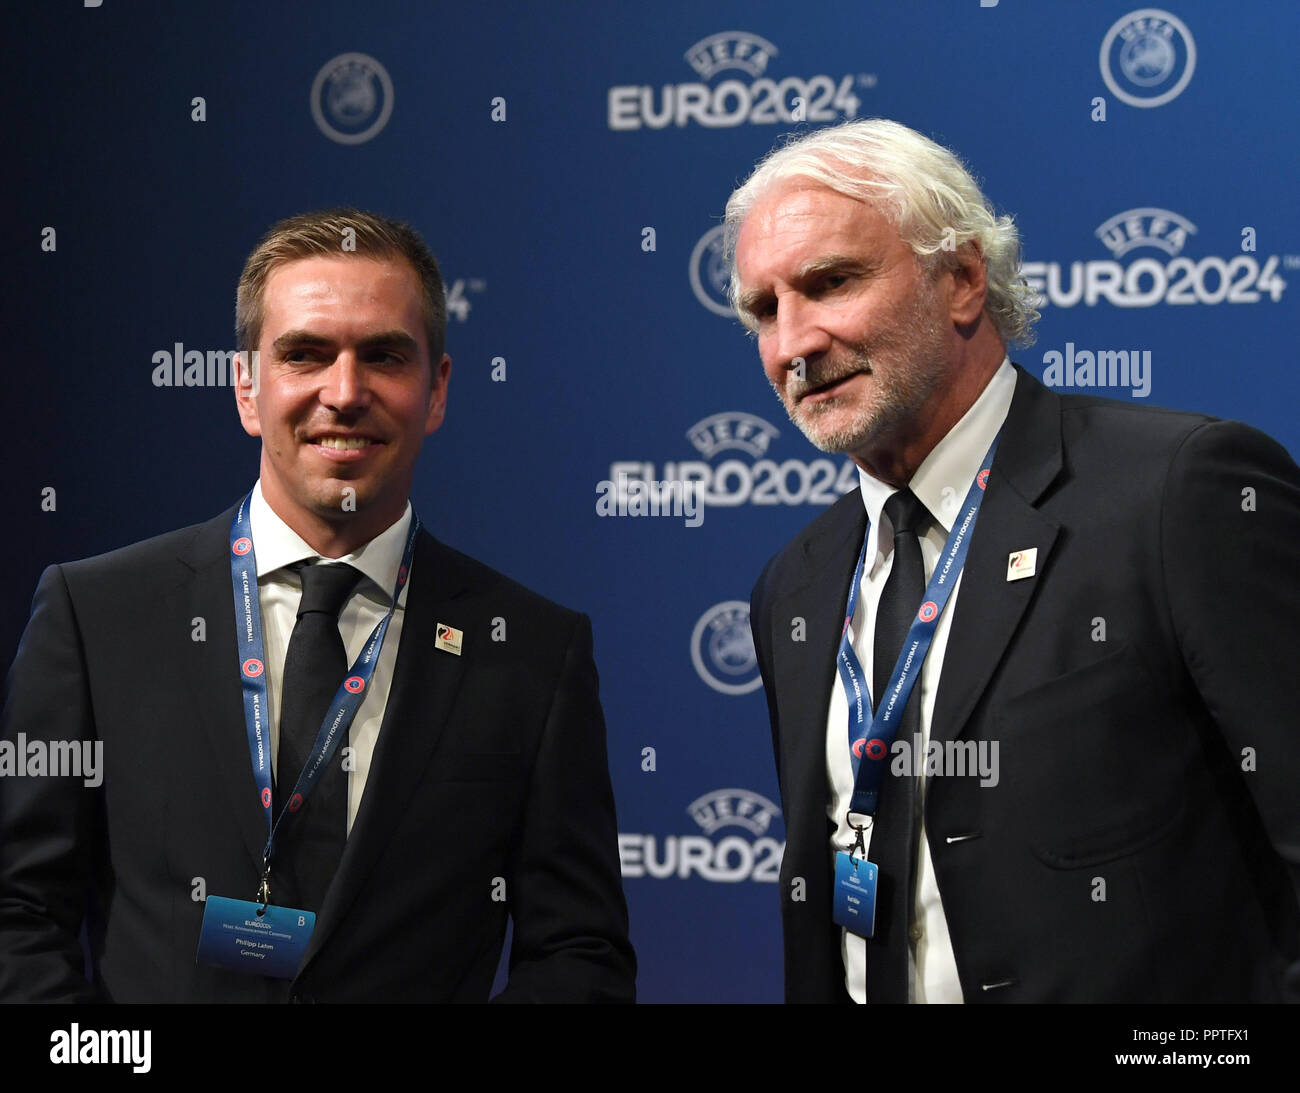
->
[
  {"left": 837, "top": 432, "right": 1001, "bottom": 822},
  {"left": 228, "top": 491, "right": 419, "bottom": 903}
]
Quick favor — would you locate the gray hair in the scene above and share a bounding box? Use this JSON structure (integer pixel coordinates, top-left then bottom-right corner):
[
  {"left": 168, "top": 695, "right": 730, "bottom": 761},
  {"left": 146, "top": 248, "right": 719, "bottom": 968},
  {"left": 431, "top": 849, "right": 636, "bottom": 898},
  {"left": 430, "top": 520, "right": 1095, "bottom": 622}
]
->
[{"left": 724, "top": 118, "right": 1038, "bottom": 347}]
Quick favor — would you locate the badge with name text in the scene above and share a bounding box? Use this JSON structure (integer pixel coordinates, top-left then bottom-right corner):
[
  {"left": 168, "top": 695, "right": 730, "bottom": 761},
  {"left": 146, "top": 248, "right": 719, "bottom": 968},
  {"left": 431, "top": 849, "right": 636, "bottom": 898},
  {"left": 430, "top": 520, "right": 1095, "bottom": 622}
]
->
[
  {"left": 196, "top": 896, "right": 315, "bottom": 978},
  {"left": 832, "top": 852, "right": 878, "bottom": 938}
]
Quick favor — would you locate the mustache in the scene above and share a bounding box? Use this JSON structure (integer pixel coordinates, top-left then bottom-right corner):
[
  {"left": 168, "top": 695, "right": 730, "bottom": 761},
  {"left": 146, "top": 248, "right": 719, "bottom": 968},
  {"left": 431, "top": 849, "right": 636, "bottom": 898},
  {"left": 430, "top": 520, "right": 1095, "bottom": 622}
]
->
[{"left": 783, "top": 354, "right": 872, "bottom": 400}]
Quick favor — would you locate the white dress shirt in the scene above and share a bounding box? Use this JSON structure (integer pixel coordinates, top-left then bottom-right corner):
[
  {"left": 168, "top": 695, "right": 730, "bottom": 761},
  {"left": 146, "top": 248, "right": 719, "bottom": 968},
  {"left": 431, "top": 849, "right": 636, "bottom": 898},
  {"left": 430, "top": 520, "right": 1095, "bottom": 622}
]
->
[
  {"left": 825, "top": 358, "right": 1017, "bottom": 1003},
  {"left": 249, "top": 480, "right": 413, "bottom": 835}
]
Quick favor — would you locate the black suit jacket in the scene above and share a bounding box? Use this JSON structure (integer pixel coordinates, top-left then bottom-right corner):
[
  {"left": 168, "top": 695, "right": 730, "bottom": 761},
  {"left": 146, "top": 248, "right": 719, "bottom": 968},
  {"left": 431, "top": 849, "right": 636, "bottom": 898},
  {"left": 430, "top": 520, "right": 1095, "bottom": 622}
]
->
[
  {"left": 751, "top": 365, "right": 1300, "bottom": 1003},
  {"left": 0, "top": 502, "right": 635, "bottom": 1002}
]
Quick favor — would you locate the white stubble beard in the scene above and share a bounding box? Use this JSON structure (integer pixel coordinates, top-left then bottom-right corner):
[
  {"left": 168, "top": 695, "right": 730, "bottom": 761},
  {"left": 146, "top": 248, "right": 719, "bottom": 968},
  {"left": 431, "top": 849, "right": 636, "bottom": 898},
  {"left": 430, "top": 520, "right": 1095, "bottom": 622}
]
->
[{"left": 772, "top": 275, "right": 950, "bottom": 457}]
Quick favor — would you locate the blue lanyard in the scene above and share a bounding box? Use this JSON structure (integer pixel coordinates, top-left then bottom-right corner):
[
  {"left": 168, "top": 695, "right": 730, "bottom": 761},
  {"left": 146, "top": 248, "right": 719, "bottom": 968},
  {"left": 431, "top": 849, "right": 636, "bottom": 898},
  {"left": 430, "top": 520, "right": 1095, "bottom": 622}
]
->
[
  {"left": 838, "top": 432, "right": 1000, "bottom": 817},
  {"left": 228, "top": 492, "right": 419, "bottom": 893}
]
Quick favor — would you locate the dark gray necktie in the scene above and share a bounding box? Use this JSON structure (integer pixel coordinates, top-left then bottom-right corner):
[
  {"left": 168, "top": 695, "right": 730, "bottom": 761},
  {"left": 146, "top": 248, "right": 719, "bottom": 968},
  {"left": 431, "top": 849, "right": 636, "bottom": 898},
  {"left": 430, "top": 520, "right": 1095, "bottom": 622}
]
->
[
  {"left": 275, "top": 561, "right": 362, "bottom": 913},
  {"left": 868, "top": 488, "right": 927, "bottom": 1003}
]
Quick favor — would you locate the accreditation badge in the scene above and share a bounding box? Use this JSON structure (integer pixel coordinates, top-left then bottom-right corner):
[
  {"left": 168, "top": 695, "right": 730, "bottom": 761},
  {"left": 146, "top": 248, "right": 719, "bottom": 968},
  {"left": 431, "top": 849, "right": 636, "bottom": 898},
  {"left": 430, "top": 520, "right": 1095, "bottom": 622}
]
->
[
  {"left": 831, "top": 852, "right": 877, "bottom": 938},
  {"left": 196, "top": 896, "right": 316, "bottom": 978}
]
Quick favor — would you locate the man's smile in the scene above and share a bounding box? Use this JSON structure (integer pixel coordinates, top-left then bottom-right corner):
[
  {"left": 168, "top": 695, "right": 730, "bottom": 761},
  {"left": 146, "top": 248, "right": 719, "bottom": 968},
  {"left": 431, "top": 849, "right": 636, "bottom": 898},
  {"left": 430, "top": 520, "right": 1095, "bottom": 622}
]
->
[
  {"left": 793, "top": 367, "right": 872, "bottom": 405},
  {"left": 306, "top": 431, "right": 385, "bottom": 461}
]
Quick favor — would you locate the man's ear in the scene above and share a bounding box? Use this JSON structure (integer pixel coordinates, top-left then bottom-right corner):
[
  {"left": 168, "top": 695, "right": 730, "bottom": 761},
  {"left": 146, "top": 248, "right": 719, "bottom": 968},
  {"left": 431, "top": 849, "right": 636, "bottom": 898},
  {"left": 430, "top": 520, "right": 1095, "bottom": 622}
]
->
[
  {"left": 948, "top": 240, "right": 988, "bottom": 327},
  {"left": 234, "top": 349, "right": 262, "bottom": 438},
  {"left": 425, "top": 353, "right": 452, "bottom": 435}
]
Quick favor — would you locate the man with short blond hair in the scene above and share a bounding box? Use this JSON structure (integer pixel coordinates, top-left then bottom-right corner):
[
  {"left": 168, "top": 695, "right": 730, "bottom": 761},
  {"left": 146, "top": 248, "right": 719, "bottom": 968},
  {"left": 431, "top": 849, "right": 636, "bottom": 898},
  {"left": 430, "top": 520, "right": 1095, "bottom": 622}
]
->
[{"left": 0, "top": 207, "right": 635, "bottom": 1003}]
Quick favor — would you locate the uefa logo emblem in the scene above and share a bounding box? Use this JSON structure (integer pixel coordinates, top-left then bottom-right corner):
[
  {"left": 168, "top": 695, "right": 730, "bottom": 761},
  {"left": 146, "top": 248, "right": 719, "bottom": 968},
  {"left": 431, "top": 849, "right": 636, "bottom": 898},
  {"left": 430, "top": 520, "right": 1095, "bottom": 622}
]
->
[
  {"left": 344, "top": 676, "right": 365, "bottom": 694},
  {"left": 691, "top": 600, "right": 762, "bottom": 695},
  {"left": 918, "top": 601, "right": 939, "bottom": 623},
  {"left": 310, "top": 52, "right": 395, "bottom": 144},
  {"left": 855, "top": 738, "right": 886, "bottom": 761},
  {"left": 261, "top": 787, "right": 272, "bottom": 808},
  {"left": 1100, "top": 9, "right": 1196, "bottom": 109},
  {"left": 242, "top": 658, "right": 264, "bottom": 678},
  {"left": 689, "top": 225, "right": 734, "bottom": 318},
  {"left": 232, "top": 537, "right": 252, "bottom": 556}
]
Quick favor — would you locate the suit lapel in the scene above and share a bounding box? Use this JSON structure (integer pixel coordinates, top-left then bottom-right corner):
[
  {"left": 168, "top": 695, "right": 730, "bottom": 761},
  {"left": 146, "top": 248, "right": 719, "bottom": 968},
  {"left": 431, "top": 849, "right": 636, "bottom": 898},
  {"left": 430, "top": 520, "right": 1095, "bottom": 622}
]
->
[
  {"left": 181, "top": 503, "right": 271, "bottom": 871},
  {"left": 930, "top": 367, "right": 1064, "bottom": 745},
  {"left": 771, "top": 365, "right": 1067, "bottom": 764},
  {"left": 301, "top": 530, "right": 471, "bottom": 966},
  {"left": 767, "top": 497, "right": 865, "bottom": 858}
]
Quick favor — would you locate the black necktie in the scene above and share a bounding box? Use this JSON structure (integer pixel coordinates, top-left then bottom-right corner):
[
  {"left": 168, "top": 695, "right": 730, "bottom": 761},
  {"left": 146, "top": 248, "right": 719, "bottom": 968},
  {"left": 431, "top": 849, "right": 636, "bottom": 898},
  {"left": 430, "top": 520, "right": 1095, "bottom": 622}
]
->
[
  {"left": 275, "top": 561, "right": 363, "bottom": 913},
  {"left": 868, "top": 488, "right": 927, "bottom": 1003}
]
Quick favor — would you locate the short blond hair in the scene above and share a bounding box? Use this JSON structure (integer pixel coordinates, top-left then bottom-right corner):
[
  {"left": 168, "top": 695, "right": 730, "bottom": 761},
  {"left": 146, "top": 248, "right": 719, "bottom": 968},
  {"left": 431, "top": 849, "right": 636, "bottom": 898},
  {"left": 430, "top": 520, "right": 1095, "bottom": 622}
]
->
[{"left": 235, "top": 207, "right": 447, "bottom": 358}]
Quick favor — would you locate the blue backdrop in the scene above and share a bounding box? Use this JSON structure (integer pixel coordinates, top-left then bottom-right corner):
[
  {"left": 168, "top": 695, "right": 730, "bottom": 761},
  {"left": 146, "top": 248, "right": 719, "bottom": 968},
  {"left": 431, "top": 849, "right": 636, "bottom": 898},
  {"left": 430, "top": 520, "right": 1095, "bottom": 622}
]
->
[{"left": 5, "top": 0, "right": 1298, "bottom": 1002}]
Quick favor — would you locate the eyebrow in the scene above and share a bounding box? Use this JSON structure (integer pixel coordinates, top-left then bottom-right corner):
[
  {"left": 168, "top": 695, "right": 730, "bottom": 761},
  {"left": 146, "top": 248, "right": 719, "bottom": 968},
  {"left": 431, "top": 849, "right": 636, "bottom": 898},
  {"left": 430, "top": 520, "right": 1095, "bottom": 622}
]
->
[
  {"left": 271, "top": 329, "right": 421, "bottom": 356},
  {"left": 737, "top": 254, "right": 878, "bottom": 318},
  {"left": 736, "top": 286, "right": 770, "bottom": 318},
  {"left": 796, "top": 254, "right": 874, "bottom": 280}
]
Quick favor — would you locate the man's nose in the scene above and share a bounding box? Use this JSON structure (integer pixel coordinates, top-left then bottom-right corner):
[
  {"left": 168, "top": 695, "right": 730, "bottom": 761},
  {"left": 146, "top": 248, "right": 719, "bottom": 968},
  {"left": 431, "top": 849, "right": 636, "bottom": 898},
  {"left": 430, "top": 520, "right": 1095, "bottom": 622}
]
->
[
  {"left": 321, "top": 353, "right": 370, "bottom": 411},
  {"left": 772, "top": 297, "right": 832, "bottom": 375}
]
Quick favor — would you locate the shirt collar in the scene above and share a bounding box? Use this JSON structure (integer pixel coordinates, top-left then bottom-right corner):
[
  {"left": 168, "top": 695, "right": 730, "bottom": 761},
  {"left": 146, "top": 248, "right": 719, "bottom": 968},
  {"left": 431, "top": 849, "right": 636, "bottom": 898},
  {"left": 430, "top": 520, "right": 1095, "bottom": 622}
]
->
[
  {"left": 249, "top": 479, "right": 414, "bottom": 601},
  {"left": 857, "top": 357, "right": 1017, "bottom": 536}
]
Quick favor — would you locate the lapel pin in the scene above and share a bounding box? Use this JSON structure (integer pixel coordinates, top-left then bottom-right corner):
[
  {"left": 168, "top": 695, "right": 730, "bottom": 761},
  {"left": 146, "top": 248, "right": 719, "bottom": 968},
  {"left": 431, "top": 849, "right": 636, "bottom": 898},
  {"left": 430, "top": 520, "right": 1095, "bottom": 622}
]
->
[
  {"left": 1006, "top": 548, "right": 1037, "bottom": 581},
  {"left": 434, "top": 623, "right": 464, "bottom": 656}
]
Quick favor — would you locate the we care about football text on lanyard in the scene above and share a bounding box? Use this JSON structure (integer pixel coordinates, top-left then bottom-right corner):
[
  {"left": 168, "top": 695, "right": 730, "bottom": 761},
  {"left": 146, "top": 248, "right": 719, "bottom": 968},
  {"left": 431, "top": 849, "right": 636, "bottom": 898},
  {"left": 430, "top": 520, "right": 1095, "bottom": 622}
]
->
[
  {"left": 195, "top": 493, "right": 419, "bottom": 978},
  {"left": 831, "top": 434, "right": 999, "bottom": 938}
]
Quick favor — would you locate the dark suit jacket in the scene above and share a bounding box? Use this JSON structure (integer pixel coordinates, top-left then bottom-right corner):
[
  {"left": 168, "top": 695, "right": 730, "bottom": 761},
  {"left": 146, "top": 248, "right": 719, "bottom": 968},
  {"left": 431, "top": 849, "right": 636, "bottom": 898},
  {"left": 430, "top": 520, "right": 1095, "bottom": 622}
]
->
[
  {"left": 0, "top": 502, "right": 635, "bottom": 1002},
  {"left": 751, "top": 365, "right": 1300, "bottom": 1003}
]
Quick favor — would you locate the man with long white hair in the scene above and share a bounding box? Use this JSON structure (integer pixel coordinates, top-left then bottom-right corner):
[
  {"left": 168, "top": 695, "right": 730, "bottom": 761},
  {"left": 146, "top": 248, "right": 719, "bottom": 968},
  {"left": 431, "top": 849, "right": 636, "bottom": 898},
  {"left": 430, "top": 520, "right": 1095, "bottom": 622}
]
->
[{"left": 731, "top": 118, "right": 1300, "bottom": 1003}]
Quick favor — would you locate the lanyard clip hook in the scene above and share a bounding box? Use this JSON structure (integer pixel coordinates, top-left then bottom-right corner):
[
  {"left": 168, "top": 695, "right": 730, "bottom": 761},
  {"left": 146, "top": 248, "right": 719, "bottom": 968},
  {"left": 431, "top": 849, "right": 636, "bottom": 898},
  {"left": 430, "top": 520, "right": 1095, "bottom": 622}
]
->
[
  {"left": 256, "top": 858, "right": 271, "bottom": 913},
  {"left": 845, "top": 811, "right": 871, "bottom": 859}
]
